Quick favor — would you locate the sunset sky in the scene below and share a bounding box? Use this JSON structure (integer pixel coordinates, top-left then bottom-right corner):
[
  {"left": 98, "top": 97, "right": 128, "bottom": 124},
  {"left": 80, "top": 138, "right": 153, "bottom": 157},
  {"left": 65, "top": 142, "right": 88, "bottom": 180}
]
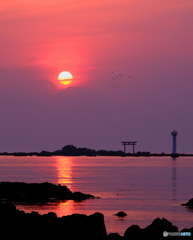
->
[{"left": 1, "top": 0, "right": 193, "bottom": 153}]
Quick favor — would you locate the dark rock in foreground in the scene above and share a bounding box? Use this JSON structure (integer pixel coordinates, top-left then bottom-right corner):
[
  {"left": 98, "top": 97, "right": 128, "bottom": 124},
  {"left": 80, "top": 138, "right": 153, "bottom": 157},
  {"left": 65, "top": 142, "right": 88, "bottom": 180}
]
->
[
  {"left": 106, "top": 233, "right": 123, "bottom": 240},
  {"left": 0, "top": 202, "right": 192, "bottom": 240},
  {"left": 0, "top": 202, "right": 106, "bottom": 240},
  {"left": 181, "top": 198, "right": 193, "bottom": 207},
  {"left": 0, "top": 182, "right": 96, "bottom": 204},
  {"left": 124, "top": 218, "right": 178, "bottom": 240},
  {"left": 123, "top": 218, "right": 193, "bottom": 240}
]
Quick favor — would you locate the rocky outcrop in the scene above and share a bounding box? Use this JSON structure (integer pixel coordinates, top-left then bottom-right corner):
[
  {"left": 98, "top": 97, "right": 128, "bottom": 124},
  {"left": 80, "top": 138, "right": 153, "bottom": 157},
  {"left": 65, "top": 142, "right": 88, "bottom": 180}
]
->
[
  {"left": 0, "top": 202, "right": 107, "bottom": 240},
  {"left": 123, "top": 218, "right": 193, "bottom": 240},
  {"left": 141, "top": 218, "right": 178, "bottom": 240},
  {"left": 124, "top": 225, "right": 142, "bottom": 239},
  {"left": 0, "top": 202, "right": 192, "bottom": 240},
  {"left": 181, "top": 198, "right": 193, "bottom": 207},
  {"left": 106, "top": 233, "right": 123, "bottom": 239},
  {"left": 0, "top": 182, "right": 96, "bottom": 204},
  {"left": 114, "top": 211, "right": 127, "bottom": 217}
]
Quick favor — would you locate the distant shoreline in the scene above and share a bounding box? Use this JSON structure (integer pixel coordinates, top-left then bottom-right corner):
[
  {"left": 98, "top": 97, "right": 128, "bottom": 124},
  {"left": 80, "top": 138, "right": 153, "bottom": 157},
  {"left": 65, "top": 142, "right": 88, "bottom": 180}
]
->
[{"left": 0, "top": 146, "right": 193, "bottom": 158}]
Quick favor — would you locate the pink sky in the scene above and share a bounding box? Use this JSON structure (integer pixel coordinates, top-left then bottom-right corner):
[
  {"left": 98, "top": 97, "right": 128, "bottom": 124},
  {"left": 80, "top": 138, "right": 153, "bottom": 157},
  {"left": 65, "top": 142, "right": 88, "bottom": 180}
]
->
[{"left": 1, "top": 0, "right": 193, "bottom": 152}]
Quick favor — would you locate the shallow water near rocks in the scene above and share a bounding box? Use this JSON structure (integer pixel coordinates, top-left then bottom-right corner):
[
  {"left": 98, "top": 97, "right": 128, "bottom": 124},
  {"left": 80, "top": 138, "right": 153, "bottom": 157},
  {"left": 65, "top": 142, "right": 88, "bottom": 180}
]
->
[{"left": 0, "top": 156, "right": 192, "bottom": 235}]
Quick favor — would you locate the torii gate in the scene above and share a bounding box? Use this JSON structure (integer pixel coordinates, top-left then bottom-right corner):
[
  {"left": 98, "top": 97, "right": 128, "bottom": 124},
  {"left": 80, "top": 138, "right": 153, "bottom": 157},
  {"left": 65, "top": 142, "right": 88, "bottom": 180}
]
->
[{"left": 122, "top": 141, "right": 137, "bottom": 154}]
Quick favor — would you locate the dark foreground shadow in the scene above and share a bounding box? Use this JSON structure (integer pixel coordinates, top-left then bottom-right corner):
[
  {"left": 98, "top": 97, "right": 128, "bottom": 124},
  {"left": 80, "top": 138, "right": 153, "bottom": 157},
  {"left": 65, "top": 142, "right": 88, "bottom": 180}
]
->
[{"left": 0, "top": 202, "right": 192, "bottom": 240}]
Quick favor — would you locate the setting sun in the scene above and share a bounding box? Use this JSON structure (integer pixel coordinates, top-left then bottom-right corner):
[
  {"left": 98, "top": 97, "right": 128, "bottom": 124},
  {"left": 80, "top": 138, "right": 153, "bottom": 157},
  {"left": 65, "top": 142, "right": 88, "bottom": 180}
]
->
[{"left": 58, "top": 71, "right": 73, "bottom": 85}]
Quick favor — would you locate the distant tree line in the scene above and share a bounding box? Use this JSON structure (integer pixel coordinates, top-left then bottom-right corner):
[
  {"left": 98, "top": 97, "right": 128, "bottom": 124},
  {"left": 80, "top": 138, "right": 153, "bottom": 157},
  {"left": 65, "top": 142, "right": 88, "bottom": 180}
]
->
[
  {"left": 0, "top": 145, "right": 152, "bottom": 157},
  {"left": 1, "top": 144, "right": 191, "bottom": 156},
  {"left": 53, "top": 145, "right": 125, "bottom": 156}
]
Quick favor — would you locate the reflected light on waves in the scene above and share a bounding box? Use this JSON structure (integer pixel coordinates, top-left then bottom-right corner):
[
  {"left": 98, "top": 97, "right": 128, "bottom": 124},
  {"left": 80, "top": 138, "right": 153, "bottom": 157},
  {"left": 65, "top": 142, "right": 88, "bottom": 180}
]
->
[
  {"left": 56, "top": 157, "right": 75, "bottom": 216},
  {"left": 56, "top": 157, "right": 73, "bottom": 190},
  {"left": 56, "top": 200, "right": 75, "bottom": 216}
]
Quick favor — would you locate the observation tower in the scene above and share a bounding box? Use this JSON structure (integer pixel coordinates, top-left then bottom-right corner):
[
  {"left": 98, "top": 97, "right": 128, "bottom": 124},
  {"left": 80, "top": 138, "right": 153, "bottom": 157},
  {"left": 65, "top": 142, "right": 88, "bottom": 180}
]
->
[{"left": 171, "top": 130, "right": 178, "bottom": 155}]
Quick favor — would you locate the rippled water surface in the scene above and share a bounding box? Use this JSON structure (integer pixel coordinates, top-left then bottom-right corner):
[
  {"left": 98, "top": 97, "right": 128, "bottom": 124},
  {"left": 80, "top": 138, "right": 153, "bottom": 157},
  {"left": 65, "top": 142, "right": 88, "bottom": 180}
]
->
[{"left": 0, "top": 156, "right": 192, "bottom": 235}]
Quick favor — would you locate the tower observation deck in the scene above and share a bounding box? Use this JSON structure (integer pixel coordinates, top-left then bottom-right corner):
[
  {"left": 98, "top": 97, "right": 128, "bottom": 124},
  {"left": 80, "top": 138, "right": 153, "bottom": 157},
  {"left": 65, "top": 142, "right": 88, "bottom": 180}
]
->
[{"left": 171, "top": 130, "right": 178, "bottom": 155}]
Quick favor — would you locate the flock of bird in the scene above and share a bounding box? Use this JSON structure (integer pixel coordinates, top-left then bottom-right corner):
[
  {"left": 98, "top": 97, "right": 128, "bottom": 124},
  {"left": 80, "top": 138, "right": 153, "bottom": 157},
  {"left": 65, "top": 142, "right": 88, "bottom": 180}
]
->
[{"left": 109, "top": 72, "right": 132, "bottom": 90}]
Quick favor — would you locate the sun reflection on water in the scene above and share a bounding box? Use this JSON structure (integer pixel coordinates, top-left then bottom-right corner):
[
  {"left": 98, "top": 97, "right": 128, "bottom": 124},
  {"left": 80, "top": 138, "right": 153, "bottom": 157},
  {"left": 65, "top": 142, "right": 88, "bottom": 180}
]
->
[
  {"left": 56, "top": 157, "right": 75, "bottom": 216},
  {"left": 56, "top": 200, "right": 74, "bottom": 216},
  {"left": 56, "top": 156, "right": 73, "bottom": 190}
]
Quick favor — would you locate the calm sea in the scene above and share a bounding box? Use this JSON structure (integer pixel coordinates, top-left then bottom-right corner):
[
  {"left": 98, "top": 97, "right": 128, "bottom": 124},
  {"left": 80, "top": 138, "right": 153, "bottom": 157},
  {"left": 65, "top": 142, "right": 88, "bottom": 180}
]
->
[{"left": 0, "top": 155, "right": 192, "bottom": 235}]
